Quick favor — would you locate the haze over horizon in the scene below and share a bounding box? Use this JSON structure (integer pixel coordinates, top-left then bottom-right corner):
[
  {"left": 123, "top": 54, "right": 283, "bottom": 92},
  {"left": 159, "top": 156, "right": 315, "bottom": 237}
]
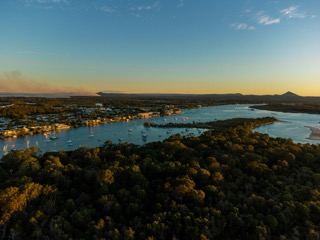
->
[{"left": 1, "top": 1, "right": 320, "bottom": 96}]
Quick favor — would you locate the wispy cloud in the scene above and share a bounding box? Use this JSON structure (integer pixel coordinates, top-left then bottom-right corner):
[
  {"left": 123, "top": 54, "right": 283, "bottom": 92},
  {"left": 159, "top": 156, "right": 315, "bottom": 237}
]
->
[
  {"left": 244, "top": 7, "right": 252, "bottom": 14},
  {"left": 100, "top": 5, "right": 116, "bottom": 14},
  {"left": 50, "top": 0, "right": 67, "bottom": 3},
  {"left": 177, "top": 0, "right": 184, "bottom": 8},
  {"left": 257, "top": 12, "right": 280, "bottom": 25},
  {"left": 25, "top": 0, "right": 68, "bottom": 5},
  {"left": 231, "top": 23, "right": 255, "bottom": 31},
  {"left": 281, "top": 6, "right": 306, "bottom": 19},
  {"left": 23, "top": 0, "right": 69, "bottom": 9},
  {"left": 130, "top": 2, "right": 160, "bottom": 12}
]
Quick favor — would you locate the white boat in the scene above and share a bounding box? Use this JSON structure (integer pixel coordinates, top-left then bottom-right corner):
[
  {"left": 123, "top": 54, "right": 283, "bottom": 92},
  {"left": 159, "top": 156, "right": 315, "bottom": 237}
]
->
[
  {"left": 89, "top": 127, "right": 94, "bottom": 137},
  {"left": 49, "top": 130, "right": 59, "bottom": 140},
  {"left": 2, "top": 145, "right": 8, "bottom": 156},
  {"left": 306, "top": 126, "right": 320, "bottom": 135}
]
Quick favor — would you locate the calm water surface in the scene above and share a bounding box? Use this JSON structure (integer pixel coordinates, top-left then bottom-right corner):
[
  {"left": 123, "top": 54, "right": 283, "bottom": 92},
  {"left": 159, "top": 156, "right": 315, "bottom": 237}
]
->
[{"left": 1, "top": 104, "right": 320, "bottom": 157}]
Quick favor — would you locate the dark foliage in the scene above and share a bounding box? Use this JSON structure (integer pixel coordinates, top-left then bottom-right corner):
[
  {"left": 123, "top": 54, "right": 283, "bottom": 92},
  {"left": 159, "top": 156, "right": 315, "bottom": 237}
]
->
[{"left": 0, "top": 117, "right": 319, "bottom": 239}]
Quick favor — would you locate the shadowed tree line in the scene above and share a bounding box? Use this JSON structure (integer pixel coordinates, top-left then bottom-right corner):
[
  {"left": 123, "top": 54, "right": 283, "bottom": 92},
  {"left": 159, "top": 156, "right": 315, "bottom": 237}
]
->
[{"left": 250, "top": 104, "right": 320, "bottom": 115}]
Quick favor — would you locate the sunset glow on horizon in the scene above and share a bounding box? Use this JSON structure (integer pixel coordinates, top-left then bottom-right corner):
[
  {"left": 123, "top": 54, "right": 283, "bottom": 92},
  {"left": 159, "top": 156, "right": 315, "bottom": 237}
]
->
[{"left": 1, "top": 1, "right": 320, "bottom": 96}]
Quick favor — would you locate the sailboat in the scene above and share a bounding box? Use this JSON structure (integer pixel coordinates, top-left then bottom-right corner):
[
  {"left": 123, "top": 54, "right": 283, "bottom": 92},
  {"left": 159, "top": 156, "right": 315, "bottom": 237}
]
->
[
  {"left": 43, "top": 133, "right": 51, "bottom": 143},
  {"left": 142, "top": 134, "right": 148, "bottom": 142},
  {"left": 89, "top": 127, "right": 94, "bottom": 137},
  {"left": 50, "top": 135, "right": 58, "bottom": 140},
  {"left": 2, "top": 145, "right": 8, "bottom": 156},
  {"left": 89, "top": 132, "right": 94, "bottom": 137},
  {"left": 50, "top": 131, "right": 58, "bottom": 140},
  {"left": 66, "top": 140, "right": 73, "bottom": 146}
]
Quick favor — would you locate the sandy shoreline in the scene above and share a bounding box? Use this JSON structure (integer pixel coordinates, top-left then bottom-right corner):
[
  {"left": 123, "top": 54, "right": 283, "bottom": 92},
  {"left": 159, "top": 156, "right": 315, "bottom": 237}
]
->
[{"left": 307, "top": 133, "right": 320, "bottom": 140}]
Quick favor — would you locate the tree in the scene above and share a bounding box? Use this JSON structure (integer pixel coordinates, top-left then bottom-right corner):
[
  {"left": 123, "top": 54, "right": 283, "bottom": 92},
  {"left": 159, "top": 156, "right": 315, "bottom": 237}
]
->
[
  {"left": 123, "top": 227, "right": 135, "bottom": 240},
  {"left": 97, "top": 169, "right": 114, "bottom": 186},
  {"left": 0, "top": 187, "right": 22, "bottom": 225}
]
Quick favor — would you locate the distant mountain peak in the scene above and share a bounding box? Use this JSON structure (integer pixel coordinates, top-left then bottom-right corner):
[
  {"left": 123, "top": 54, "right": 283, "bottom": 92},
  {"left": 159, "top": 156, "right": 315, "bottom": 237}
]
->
[{"left": 282, "top": 91, "right": 300, "bottom": 97}]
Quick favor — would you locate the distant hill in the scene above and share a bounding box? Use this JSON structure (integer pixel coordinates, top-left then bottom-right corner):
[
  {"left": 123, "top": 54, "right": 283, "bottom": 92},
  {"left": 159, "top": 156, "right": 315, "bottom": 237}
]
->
[
  {"left": 96, "top": 91, "right": 320, "bottom": 103},
  {"left": 280, "top": 91, "right": 300, "bottom": 97}
]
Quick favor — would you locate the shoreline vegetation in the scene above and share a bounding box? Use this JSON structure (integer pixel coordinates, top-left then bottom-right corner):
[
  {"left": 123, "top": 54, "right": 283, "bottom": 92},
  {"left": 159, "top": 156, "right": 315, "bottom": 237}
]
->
[
  {"left": 0, "top": 116, "right": 319, "bottom": 239},
  {"left": 1, "top": 94, "right": 320, "bottom": 139},
  {"left": 144, "top": 117, "right": 278, "bottom": 131},
  {"left": 250, "top": 104, "right": 320, "bottom": 115}
]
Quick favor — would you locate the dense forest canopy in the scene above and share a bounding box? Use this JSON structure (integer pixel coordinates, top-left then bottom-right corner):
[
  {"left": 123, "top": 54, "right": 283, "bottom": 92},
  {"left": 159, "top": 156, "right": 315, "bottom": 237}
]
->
[{"left": 0, "top": 117, "right": 319, "bottom": 239}]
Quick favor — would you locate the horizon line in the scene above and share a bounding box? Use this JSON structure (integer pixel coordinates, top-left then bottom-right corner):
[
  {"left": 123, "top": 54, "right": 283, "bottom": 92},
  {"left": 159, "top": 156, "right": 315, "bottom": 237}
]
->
[{"left": 1, "top": 91, "right": 319, "bottom": 98}]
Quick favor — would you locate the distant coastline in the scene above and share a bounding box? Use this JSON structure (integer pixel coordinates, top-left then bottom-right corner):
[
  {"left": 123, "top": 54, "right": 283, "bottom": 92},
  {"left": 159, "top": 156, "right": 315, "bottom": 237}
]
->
[{"left": 1, "top": 91, "right": 320, "bottom": 101}]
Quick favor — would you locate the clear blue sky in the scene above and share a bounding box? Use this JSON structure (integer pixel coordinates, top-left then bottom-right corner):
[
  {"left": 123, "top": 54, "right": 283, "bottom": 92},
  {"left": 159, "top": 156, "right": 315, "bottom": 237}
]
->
[{"left": 1, "top": 0, "right": 319, "bottom": 95}]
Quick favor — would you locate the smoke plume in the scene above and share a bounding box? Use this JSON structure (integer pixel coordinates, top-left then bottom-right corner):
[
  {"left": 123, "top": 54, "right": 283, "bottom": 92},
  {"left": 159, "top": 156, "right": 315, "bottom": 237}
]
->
[{"left": 0, "top": 71, "right": 94, "bottom": 96}]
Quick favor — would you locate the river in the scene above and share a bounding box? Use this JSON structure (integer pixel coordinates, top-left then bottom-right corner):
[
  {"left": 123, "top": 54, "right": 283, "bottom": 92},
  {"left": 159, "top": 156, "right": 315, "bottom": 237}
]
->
[{"left": 1, "top": 104, "right": 320, "bottom": 157}]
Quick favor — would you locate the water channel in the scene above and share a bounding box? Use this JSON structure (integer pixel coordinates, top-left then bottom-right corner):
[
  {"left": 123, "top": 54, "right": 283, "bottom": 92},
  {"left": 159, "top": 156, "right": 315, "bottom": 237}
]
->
[{"left": 1, "top": 104, "right": 320, "bottom": 157}]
